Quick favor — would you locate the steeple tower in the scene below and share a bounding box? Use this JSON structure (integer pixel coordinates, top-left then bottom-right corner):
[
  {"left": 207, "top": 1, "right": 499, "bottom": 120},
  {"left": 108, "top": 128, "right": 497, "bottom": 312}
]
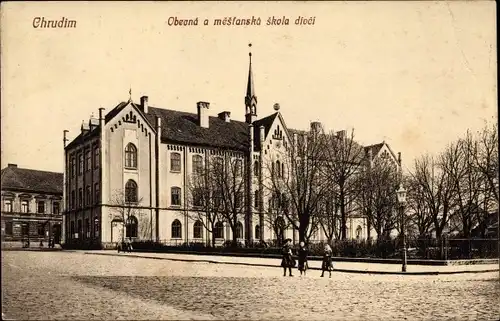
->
[{"left": 245, "top": 43, "right": 257, "bottom": 124}]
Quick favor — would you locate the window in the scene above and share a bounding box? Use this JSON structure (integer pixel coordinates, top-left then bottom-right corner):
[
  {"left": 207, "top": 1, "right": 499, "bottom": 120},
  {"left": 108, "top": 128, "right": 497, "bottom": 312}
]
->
[
  {"left": 37, "top": 223, "right": 45, "bottom": 236},
  {"left": 236, "top": 222, "right": 243, "bottom": 239},
  {"left": 271, "top": 162, "right": 275, "bottom": 177},
  {"left": 37, "top": 201, "right": 45, "bottom": 214},
  {"left": 193, "top": 155, "right": 203, "bottom": 174},
  {"left": 214, "top": 222, "right": 224, "bottom": 239},
  {"left": 125, "top": 180, "right": 138, "bottom": 203},
  {"left": 170, "top": 153, "right": 181, "bottom": 172},
  {"left": 253, "top": 161, "right": 259, "bottom": 177},
  {"left": 86, "top": 150, "right": 91, "bottom": 171},
  {"left": 193, "top": 220, "right": 203, "bottom": 239},
  {"left": 93, "top": 147, "right": 99, "bottom": 169},
  {"left": 255, "top": 225, "right": 260, "bottom": 240},
  {"left": 94, "top": 216, "right": 99, "bottom": 237},
  {"left": 235, "top": 159, "right": 242, "bottom": 177},
  {"left": 171, "top": 219, "right": 182, "bottom": 238},
  {"left": 193, "top": 188, "right": 203, "bottom": 207},
  {"left": 276, "top": 161, "right": 281, "bottom": 177},
  {"left": 52, "top": 202, "right": 60, "bottom": 215},
  {"left": 282, "top": 163, "right": 285, "bottom": 177},
  {"left": 78, "top": 153, "right": 83, "bottom": 175},
  {"left": 356, "top": 226, "right": 363, "bottom": 240},
  {"left": 126, "top": 216, "right": 138, "bottom": 238},
  {"left": 94, "top": 183, "right": 100, "bottom": 204},
  {"left": 171, "top": 187, "right": 181, "bottom": 206},
  {"left": 21, "top": 200, "right": 29, "bottom": 213},
  {"left": 78, "top": 188, "right": 83, "bottom": 207},
  {"left": 5, "top": 221, "right": 13, "bottom": 235},
  {"left": 125, "top": 143, "right": 137, "bottom": 169},
  {"left": 213, "top": 157, "right": 223, "bottom": 174},
  {"left": 213, "top": 188, "right": 223, "bottom": 209},
  {"left": 71, "top": 156, "right": 76, "bottom": 177},
  {"left": 21, "top": 223, "right": 29, "bottom": 236},
  {"left": 234, "top": 192, "right": 243, "bottom": 208},
  {"left": 4, "top": 200, "right": 12, "bottom": 212},
  {"left": 86, "top": 185, "right": 91, "bottom": 205},
  {"left": 254, "top": 190, "right": 259, "bottom": 208}
]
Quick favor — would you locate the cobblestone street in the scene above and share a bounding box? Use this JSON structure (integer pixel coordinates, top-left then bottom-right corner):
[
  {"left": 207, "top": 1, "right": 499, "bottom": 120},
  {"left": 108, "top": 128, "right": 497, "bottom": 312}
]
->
[{"left": 2, "top": 251, "right": 499, "bottom": 320}]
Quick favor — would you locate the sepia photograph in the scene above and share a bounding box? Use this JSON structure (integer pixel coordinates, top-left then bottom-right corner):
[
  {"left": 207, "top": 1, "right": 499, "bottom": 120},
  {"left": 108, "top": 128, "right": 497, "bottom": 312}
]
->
[{"left": 1, "top": 1, "right": 498, "bottom": 320}]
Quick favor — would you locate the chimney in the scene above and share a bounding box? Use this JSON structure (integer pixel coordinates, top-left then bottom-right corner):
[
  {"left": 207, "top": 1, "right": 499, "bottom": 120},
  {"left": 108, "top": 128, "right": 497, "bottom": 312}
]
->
[
  {"left": 197, "top": 101, "right": 210, "bottom": 128},
  {"left": 89, "top": 113, "right": 99, "bottom": 130},
  {"left": 81, "top": 120, "right": 90, "bottom": 134},
  {"left": 398, "top": 152, "right": 402, "bottom": 166},
  {"left": 141, "top": 96, "right": 149, "bottom": 113},
  {"left": 218, "top": 111, "right": 231, "bottom": 123},
  {"left": 311, "top": 121, "right": 322, "bottom": 134},
  {"left": 7, "top": 164, "right": 17, "bottom": 168}
]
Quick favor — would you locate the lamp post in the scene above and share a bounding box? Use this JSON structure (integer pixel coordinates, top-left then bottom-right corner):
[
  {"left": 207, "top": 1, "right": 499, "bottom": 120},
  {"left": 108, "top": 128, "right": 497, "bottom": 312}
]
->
[{"left": 397, "top": 185, "right": 407, "bottom": 272}]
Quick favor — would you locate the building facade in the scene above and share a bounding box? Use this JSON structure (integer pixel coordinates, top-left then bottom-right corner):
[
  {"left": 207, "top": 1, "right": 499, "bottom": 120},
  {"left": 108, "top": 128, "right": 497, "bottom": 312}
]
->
[
  {"left": 1, "top": 164, "right": 63, "bottom": 244},
  {"left": 62, "top": 52, "right": 400, "bottom": 248}
]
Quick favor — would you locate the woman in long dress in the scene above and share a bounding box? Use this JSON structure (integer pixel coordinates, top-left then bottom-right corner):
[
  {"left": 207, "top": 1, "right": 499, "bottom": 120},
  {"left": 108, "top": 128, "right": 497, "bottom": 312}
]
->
[
  {"left": 321, "top": 243, "right": 334, "bottom": 278},
  {"left": 297, "top": 241, "right": 308, "bottom": 276},
  {"left": 280, "top": 238, "right": 295, "bottom": 277}
]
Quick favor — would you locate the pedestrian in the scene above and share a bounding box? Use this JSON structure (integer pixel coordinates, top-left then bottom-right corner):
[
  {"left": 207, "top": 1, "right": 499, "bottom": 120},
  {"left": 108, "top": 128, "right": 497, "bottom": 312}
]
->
[
  {"left": 321, "top": 243, "right": 334, "bottom": 278},
  {"left": 297, "top": 241, "right": 308, "bottom": 276},
  {"left": 280, "top": 238, "right": 295, "bottom": 277}
]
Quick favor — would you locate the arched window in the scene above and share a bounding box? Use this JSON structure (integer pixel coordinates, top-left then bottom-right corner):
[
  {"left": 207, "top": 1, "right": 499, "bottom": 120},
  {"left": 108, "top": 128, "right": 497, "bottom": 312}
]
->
[
  {"left": 171, "top": 219, "right": 182, "bottom": 238},
  {"left": 193, "top": 188, "right": 203, "bottom": 207},
  {"left": 254, "top": 190, "right": 259, "bottom": 208},
  {"left": 193, "top": 220, "right": 203, "bottom": 239},
  {"left": 171, "top": 153, "right": 181, "bottom": 172},
  {"left": 236, "top": 222, "right": 244, "bottom": 239},
  {"left": 214, "top": 222, "right": 224, "bottom": 239},
  {"left": 253, "top": 161, "right": 259, "bottom": 176},
  {"left": 234, "top": 159, "right": 242, "bottom": 177},
  {"left": 125, "top": 143, "right": 137, "bottom": 169},
  {"left": 281, "top": 163, "right": 285, "bottom": 177},
  {"left": 276, "top": 161, "right": 281, "bottom": 177},
  {"left": 126, "top": 216, "right": 138, "bottom": 238},
  {"left": 125, "top": 180, "right": 138, "bottom": 203},
  {"left": 192, "top": 155, "right": 203, "bottom": 174},
  {"left": 255, "top": 225, "right": 260, "bottom": 240}
]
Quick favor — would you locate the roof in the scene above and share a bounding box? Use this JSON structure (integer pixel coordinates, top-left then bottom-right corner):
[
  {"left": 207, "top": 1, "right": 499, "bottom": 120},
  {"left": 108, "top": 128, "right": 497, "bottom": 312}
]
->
[
  {"left": 1, "top": 165, "right": 63, "bottom": 195},
  {"left": 65, "top": 128, "right": 99, "bottom": 150},
  {"left": 364, "top": 143, "right": 384, "bottom": 157},
  {"left": 145, "top": 106, "right": 250, "bottom": 151}
]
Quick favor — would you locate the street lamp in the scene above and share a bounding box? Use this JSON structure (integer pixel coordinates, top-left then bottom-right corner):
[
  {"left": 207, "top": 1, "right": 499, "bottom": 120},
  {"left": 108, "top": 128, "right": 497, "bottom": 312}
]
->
[{"left": 396, "top": 185, "right": 407, "bottom": 272}]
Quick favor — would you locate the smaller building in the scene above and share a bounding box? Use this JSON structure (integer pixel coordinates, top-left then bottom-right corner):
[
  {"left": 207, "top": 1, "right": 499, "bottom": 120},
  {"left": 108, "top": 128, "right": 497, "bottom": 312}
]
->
[{"left": 1, "top": 164, "right": 63, "bottom": 244}]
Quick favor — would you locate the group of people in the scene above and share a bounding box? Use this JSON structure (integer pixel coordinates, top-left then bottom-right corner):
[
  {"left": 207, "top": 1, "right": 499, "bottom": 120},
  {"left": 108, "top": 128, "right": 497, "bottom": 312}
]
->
[{"left": 281, "top": 238, "right": 334, "bottom": 278}]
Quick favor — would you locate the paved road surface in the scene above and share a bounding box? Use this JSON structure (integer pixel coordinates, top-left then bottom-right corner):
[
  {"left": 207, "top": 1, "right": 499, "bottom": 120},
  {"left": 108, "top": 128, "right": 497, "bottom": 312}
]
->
[{"left": 2, "top": 251, "right": 499, "bottom": 320}]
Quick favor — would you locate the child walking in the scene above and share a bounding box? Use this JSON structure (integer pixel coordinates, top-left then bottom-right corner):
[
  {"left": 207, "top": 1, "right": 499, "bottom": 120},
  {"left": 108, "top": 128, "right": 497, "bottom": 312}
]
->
[
  {"left": 297, "top": 241, "right": 308, "bottom": 276},
  {"left": 321, "top": 243, "right": 334, "bottom": 278}
]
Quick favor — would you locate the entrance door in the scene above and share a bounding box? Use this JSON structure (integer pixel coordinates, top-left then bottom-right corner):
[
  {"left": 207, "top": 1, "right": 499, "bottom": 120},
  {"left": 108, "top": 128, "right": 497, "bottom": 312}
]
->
[
  {"left": 111, "top": 221, "right": 123, "bottom": 243},
  {"left": 52, "top": 224, "right": 61, "bottom": 244}
]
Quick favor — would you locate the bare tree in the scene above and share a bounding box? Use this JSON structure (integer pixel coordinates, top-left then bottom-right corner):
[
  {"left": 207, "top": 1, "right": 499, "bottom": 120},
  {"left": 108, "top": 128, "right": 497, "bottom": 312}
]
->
[
  {"left": 405, "top": 175, "right": 433, "bottom": 238},
  {"left": 322, "top": 129, "right": 365, "bottom": 240},
  {"left": 264, "top": 129, "right": 327, "bottom": 243},
  {"left": 185, "top": 159, "right": 224, "bottom": 247},
  {"left": 356, "top": 157, "right": 400, "bottom": 240},
  {"left": 109, "top": 189, "right": 147, "bottom": 242},
  {"left": 264, "top": 190, "right": 294, "bottom": 246},
  {"left": 317, "top": 184, "right": 342, "bottom": 243},
  {"left": 213, "top": 154, "right": 247, "bottom": 247},
  {"left": 409, "top": 154, "right": 456, "bottom": 240}
]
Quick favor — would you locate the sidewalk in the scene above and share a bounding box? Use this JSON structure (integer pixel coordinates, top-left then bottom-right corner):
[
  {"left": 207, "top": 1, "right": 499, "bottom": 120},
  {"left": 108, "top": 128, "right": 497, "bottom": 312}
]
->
[{"left": 83, "top": 250, "right": 500, "bottom": 275}]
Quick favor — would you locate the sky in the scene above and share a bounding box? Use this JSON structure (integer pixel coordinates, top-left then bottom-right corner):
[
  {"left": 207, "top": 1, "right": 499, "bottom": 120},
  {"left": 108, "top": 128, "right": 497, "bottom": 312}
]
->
[{"left": 1, "top": 1, "right": 497, "bottom": 174}]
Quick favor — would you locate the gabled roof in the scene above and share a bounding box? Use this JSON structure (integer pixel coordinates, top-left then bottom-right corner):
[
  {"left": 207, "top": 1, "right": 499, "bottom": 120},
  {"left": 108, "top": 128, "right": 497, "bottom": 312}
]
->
[
  {"left": 1, "top": 165, "right": 63, "bottom": 195},
  {"left": 145, "top": 106, "right": 250, "bottom": 152},
  {"left": 364, "top": 143, "right": 384, "bottom": 157},
  {"left": 252, "top": 112, "right": 278, "bottom": 151},
  {"left": 65, "top": 127, "right": 99, "bottom": 150}
]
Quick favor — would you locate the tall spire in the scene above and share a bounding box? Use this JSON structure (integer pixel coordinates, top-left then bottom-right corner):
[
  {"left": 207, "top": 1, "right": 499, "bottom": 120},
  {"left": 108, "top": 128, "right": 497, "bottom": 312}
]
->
[{"left": 245, "top": 43, "right": 257, "bottom": 124}]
